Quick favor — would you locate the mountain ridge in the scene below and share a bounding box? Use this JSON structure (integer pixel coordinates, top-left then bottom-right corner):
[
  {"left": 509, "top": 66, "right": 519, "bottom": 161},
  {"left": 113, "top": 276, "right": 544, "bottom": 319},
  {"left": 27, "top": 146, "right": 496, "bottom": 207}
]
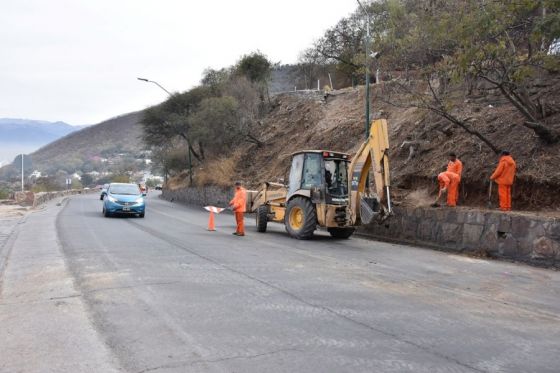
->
[
  {"left": 0, "top": 118, "right": 89, "bottom": 162},
  {"left": 29, "top": 111, "right": 144, "bottom": 172}
]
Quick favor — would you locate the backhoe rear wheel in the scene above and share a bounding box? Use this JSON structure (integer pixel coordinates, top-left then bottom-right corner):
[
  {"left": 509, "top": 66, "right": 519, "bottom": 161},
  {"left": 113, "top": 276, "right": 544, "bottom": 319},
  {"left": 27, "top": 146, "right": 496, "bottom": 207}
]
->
[
  {"left": 328, "top": 227, "right": 355, "bottom": 239},
  {"left": 285, "top": 197, "right": 316, "bottom": 240},
  {"left": 256, "top": 205, "right": 268, "bottom": 232}
]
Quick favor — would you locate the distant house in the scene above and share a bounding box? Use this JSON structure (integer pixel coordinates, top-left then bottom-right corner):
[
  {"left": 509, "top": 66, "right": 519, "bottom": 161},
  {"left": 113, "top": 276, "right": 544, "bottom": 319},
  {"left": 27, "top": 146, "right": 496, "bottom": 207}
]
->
[
  {"left": 30, "top": 170, "right": 42, "bottom": 179},
  {"left": 87, "top": 171, "right": 100, "bottom": 177},
  {"left": 71, "top": 172, "right": 81, "bottom": 181},
  {"left": 549, "top": 39, "right": 560, "bottom": 55}
]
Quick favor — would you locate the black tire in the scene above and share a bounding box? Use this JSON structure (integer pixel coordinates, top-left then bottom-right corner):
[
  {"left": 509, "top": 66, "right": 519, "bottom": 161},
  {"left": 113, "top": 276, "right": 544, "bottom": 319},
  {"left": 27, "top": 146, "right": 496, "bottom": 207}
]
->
[
  {"left": 139, "top": 212, "right": 145, "bottom": 218},
  {"left": 328, "top": 227, "right": 355, "bottom": 239},
  {"left": 256, "top": 205, "right": 268, "bottom": 232},
  {"left": 285, "top": 197, "right": 317, "bottom": 240},
  {"left": 103, "top": 207, "right": 111, "bottom": 218}
]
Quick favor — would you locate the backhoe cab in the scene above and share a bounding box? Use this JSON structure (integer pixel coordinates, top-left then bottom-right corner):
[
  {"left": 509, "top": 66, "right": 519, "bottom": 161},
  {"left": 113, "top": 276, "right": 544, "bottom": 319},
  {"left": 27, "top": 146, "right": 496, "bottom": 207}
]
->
[{"left": 249, "top": 119, "right": 391, "bottom": 240}]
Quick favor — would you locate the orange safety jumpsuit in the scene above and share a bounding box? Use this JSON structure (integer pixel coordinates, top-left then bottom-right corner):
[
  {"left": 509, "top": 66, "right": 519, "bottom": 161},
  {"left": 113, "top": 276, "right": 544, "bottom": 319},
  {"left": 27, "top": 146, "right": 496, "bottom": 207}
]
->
[
  {"left": 229, "top": 187, "right": 247, "bottom": 235},
  {"left": 447, "top": 158, "right": 463, "bottom": 204},
  {"left": 490, "top": 155, "right": 516, "bottom": 211},
  {"left": 438, "top": 171, "right": 460, "bottom": 207}
]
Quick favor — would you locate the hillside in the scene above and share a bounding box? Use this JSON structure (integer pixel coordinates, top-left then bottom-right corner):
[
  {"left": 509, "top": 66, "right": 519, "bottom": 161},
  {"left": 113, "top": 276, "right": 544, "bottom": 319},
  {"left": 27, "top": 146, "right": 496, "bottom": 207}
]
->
[
  {"left": 248, "top": 86, "right": 560, "bottom": 211},
  {"left": 29, "top": 111, "right": 144, "bottom": 172},
  {"left": 173, "top": 82, "right": 560, "bottom": 212},
  {"left": 0, "top": 118, "right": 86, "bottom": 163}
]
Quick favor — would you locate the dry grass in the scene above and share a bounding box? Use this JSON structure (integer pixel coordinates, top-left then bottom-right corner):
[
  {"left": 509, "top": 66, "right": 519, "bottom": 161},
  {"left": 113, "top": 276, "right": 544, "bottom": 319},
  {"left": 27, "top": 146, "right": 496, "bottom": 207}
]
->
[
  {"left": 166, "top": 171, "right": 190, "bottom": 190},
  {"left": 165, "top": 150, "right": 242, "bottom": 190},
  {"left": 195, "top": 150, "right": 242, "bottom": 187}
]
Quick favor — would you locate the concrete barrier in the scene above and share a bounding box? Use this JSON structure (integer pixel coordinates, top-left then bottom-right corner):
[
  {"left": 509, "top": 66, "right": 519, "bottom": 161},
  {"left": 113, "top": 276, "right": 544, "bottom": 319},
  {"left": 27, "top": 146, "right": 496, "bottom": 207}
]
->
[{"left": 359, "top": 206, "right": 560, "bottom": 268}]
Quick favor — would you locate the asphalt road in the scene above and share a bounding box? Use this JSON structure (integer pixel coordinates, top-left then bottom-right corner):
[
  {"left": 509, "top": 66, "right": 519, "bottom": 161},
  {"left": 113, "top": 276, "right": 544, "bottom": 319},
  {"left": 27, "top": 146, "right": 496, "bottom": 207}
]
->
[{"left": 51, "top": 192, "right": 560, "bottom": 373}]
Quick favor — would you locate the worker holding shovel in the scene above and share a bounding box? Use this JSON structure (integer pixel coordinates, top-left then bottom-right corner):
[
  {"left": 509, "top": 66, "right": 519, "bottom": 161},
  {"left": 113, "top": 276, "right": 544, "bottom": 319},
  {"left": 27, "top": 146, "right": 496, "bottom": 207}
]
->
[
  {"left": 447, "top": 152, "right": 463, "bottom": 179},
  {"left": 435, "top": 171, "right": 460, "bottom": 207},
  {"left": 229, "top": 181, "right": 247, "bottom": 236},
  {"left": 447, "top": 152, "right": 463, "bottom": 203}
]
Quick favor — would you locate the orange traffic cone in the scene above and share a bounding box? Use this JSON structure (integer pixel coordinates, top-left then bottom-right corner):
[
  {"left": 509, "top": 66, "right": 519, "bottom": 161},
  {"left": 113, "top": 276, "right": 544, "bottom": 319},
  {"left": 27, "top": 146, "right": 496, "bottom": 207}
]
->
[{"left": 207, "top": 211, "right": 216, "bottom": 231}]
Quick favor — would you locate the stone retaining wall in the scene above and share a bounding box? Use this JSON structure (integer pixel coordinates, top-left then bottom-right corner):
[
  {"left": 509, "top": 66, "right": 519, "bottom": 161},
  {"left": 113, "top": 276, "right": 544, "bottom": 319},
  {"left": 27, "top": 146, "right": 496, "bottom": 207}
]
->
[
  {"left": 161, "top": 186, "right": 560, "bottom": 268},
  {"left": 13, "top": 189, "right": 91, "bottom": 208},
  {"left": 161, "top": 186, "right": 232, "bottom": 208},
  {"left": 359, "top": 206, "right": 560, "bottom": 268}
]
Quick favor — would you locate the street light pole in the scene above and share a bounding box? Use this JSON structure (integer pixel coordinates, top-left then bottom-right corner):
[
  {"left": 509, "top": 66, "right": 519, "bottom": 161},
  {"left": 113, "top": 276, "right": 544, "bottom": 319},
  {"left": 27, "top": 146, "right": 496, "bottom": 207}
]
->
[
  {"left": 136, "top": 77, "right": 172, "bottom": 95},
  {"left": 357, "top": 0, "right": 371, "bottom": 139},
  {"left": 137, "top": 77, "right": 193, "bottom": 186}
]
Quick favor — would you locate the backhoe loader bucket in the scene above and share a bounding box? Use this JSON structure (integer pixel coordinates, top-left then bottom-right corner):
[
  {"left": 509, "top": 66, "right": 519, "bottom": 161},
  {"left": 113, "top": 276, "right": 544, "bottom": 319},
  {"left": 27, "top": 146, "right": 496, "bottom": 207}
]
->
[{"left": 360, "top": 196, "right": 379, "bottom": 225}]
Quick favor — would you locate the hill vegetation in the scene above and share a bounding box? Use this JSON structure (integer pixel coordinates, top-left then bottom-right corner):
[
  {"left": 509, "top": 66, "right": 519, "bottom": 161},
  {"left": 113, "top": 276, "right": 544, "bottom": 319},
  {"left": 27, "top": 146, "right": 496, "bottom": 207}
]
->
[
  {"left": 29, "top": 111, "right": 144, "bottom": 173},
  {"left": 0, "top": 111, "right": 148, "bottom": 192},
  {"left": 147, "top": 0, "right": 560, "bottom": 211}
]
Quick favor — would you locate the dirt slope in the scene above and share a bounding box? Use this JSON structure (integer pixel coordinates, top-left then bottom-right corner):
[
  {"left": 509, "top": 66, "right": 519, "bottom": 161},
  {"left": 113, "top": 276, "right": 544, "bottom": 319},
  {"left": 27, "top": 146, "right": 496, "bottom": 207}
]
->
[{"left": 233, "top": 84, "right": 560, "bottom": 211}]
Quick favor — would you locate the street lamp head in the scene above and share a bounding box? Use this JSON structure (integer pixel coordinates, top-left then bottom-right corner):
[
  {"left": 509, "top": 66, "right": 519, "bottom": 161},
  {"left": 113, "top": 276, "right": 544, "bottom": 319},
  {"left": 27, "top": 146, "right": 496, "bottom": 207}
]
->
[{"left": 136, "top": 77, "right": 172, "bottom": 96}]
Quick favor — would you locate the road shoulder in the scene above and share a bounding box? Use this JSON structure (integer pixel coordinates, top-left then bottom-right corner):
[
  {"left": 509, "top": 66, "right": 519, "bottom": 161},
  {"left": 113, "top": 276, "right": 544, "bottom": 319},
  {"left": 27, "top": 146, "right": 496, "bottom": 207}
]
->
[{"left": 0, "top": 198, "right": 120, "bottom": 373}]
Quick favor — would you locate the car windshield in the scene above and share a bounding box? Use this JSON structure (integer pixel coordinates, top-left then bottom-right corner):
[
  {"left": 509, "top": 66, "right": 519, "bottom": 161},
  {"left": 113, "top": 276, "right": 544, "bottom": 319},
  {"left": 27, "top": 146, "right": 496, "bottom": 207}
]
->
[
  {"left": 324, "top": 159, "right": 349, "bottom": 198},
  {"left": 109, "top": 184, "right": 140, "bottom": 195}
]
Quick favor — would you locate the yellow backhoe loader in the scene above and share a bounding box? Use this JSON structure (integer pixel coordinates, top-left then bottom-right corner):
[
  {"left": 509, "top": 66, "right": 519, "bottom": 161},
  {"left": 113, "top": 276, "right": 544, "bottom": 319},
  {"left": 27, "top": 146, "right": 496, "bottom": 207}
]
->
[{"left": 247, "top": 119, "right": 391, "bottom": 239}]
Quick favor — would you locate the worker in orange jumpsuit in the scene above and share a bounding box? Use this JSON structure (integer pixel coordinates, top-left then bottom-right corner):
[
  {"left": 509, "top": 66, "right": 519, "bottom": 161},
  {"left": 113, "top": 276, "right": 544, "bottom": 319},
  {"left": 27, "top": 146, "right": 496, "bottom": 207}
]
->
[
  {"left": 437, "top": 171, "right": 460, "bottom": 207},
  {"left": 229, "top": 181, "right": 247, "bottom": 236},
  {"left": 490, "top": 151, "right": 516, "bottom": 211},
  {"left": 446, "top": 152, "right": 463, "bottom": 204}
]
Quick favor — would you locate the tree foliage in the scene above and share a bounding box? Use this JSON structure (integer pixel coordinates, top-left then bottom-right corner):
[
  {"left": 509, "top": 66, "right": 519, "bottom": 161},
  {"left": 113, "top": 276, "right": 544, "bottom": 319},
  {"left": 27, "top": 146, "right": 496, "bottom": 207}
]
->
[
  {"left": 140, "top": 51, "right": 273, "bottom": 176},
  {"left": 235, "top": 51, "right": 272, "bottom": 83},
  {"left": 305, "top": 0, "right": 560, "bottom": 147}
]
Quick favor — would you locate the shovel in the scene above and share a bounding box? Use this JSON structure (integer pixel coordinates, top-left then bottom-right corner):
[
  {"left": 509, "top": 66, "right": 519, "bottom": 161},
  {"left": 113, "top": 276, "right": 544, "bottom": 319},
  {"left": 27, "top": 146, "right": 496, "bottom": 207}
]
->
[
  {"left": 487, "top": 181, "right": 493, "bottom": 208},
  {"left": 431, "top": 197, "right": 441, "bottom": 208},
  {"left": 431, "top": 190, "right": 444, "bottom": 207}
]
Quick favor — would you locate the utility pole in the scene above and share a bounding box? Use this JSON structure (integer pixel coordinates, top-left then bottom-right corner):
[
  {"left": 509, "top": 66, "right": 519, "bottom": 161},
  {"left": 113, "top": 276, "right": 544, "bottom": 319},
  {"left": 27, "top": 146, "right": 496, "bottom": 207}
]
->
[
  {"left": 21, "top": 154, "right": 24, "bottom": 192},
  {"left": 357, "top": 0, "right": 371, "bottom": 139},
  {"left": 137, "top": 77, "right": 193, "bottom": 186}
]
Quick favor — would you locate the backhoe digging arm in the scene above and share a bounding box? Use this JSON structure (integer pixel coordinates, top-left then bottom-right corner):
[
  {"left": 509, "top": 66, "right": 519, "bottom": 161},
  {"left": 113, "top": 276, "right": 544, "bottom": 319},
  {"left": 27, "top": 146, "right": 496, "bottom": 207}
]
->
[{"left": 348, "top": 119, "right": 392, "bottom": 225}]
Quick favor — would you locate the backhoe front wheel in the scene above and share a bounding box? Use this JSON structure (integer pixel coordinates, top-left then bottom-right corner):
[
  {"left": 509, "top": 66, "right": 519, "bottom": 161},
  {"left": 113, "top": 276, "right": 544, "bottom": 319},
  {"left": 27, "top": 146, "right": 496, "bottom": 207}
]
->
[
  {"left": 285, "top": 197, "right": 316, "bottom": 240},
  {"left": 256, "top": 205, "right": 268, "bottom": 232},
  {"left": 328, "top": 227, "right": 355, "bottom": 239}
]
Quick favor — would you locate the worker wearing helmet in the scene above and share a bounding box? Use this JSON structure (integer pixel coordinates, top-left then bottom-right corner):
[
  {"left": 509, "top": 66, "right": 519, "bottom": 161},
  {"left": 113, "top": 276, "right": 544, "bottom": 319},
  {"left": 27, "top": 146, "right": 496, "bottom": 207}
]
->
[
  {"left": 490, "top": 151, "right": 516, "bottom": 211},
  {"left": 229, "top": 181, "right": 247, "bottom": 236},
  {"left": 437, "top": 171, "right": 460, "bottom": 207},
  {"left": 446, "top": 152, "right": 463, "bottom": 204}
]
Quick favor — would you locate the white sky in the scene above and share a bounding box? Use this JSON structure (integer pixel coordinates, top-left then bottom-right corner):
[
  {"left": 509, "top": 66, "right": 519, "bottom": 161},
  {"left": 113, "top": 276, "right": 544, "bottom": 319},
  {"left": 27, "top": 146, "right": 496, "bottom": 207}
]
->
[{"left": 0, "top": 0, "right": 357, "bottom": 125}]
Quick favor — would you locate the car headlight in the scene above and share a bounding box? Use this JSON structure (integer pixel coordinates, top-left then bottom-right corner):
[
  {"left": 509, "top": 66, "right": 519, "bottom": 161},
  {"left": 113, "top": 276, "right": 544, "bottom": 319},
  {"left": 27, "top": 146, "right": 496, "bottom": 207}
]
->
[
  {"left": 135, "top": 197, "right": 144, "bottom": 204},
  {"left": 107, "top": 195, "right": 117, "bottom": 202}
]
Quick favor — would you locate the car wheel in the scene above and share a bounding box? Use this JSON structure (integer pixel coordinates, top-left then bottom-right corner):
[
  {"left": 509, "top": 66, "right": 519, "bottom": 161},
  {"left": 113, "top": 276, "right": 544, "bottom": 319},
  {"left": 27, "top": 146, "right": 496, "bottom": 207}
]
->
[
  {"left": 103, "top": 207, "right": 111, "bottom": 218},
  {"left": 139, "top": 212, "right": 145, "bottom": 218}
]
